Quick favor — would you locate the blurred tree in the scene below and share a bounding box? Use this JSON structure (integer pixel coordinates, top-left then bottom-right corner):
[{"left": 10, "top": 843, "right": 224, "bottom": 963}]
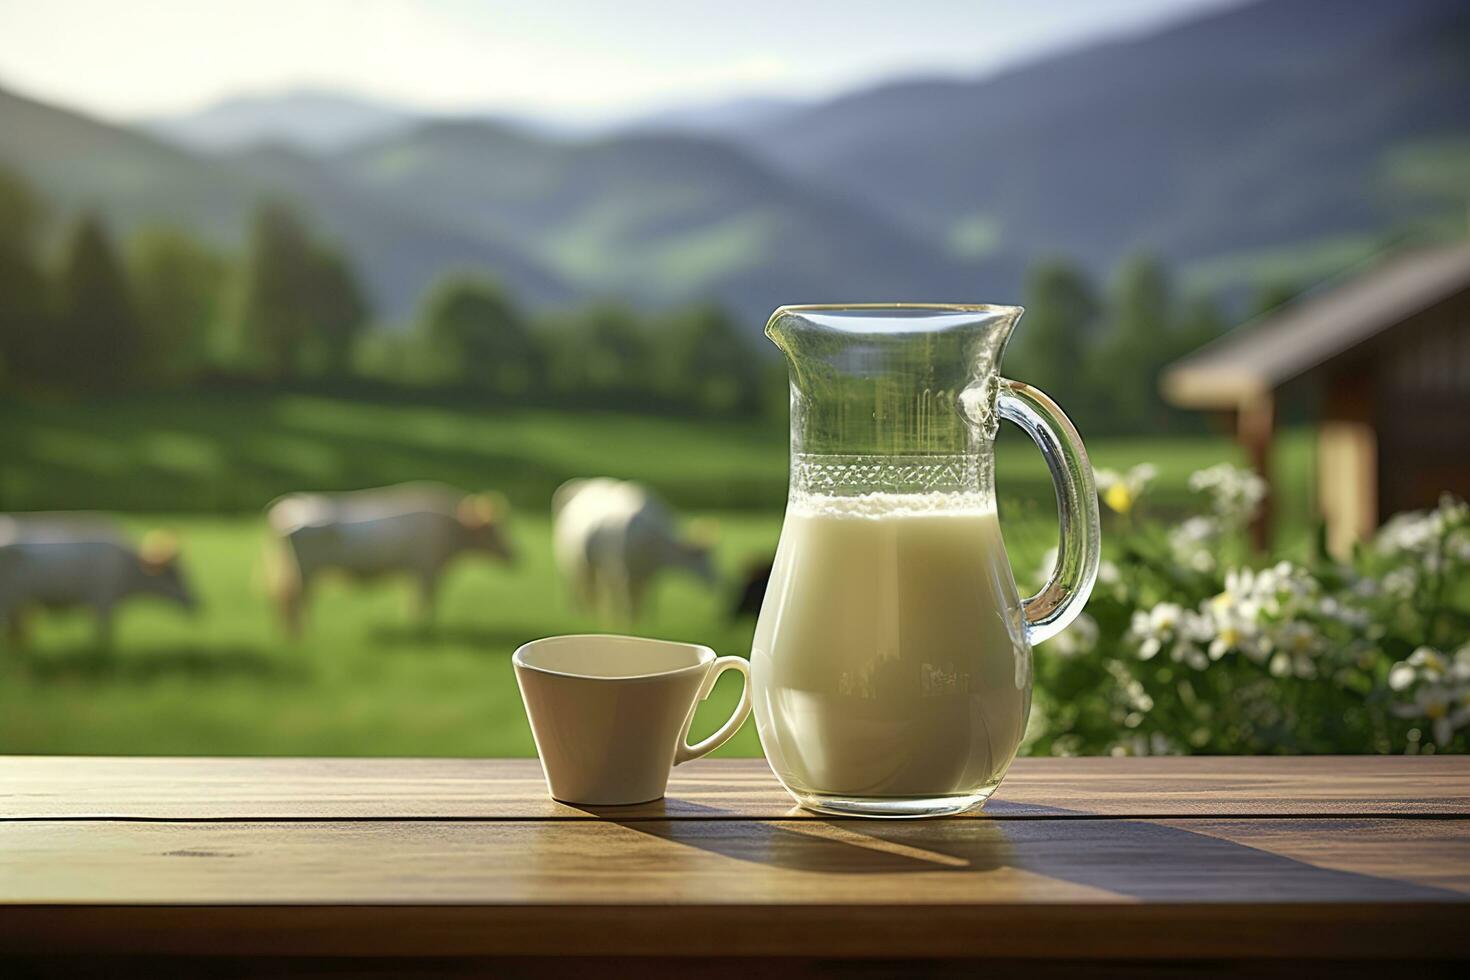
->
[
  {"left": 51, "top": 212, "right": 143, "bottom": 390},
  {"left": 230, "top": 201, "right": 314, "bottom": 378},
  {"left": 417, "top": 274, "right": 537, "bottom": 394},
  {"left": 229, "top": 201, "right": 368, "bottom": 379},
  {"left": 655, "top": 303, "right": 762, "bottom": 415},
  {"left": 128, "top": 227, "right": 229, "bottom": 384},
  {"left": 0, "top": 167, "right": 44, "bottom": 249},
  {"left": 0, "top": 166, "right": 48, "bottom": 387},
  {"left": 303, "top": 246, "right": 369, "bottom": 378},
  {"left": 544, "top": 302, "right": 651, "bottom": 403},
  {"left": 1091, "top": 255, "right": 1174, "bottom": 432},
  {"left": 1010, "top": 260, "right": 1099, "bottom": 412},
  {"left": 352, "top": 328, "right": 427, "bottom": 386}
]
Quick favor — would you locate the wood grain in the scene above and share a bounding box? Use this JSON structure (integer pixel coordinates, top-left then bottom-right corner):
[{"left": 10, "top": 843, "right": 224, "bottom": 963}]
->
[
  {"left": 4, "top": 817, "right": 1467, "bottom": 904},
  {"left": 1, "top": 817, "right": 1467, "bottom": 958},
  {"left": 4, "top": 756, "right": 1468, "bottom": 963},
  {"left": 4, "top": 755, "right": 1468, "bottom": 820}
]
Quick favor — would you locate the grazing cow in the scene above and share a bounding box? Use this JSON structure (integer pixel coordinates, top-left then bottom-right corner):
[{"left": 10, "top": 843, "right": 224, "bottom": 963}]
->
[
  {"left": 266, "top": 482, "right": 514, "bottom": 634},
  {"left": 552, "top": 478, "right": 718, "bottom": 623},
  {"left": 0, "top": 514, "right": 197, "bottom": 645}
]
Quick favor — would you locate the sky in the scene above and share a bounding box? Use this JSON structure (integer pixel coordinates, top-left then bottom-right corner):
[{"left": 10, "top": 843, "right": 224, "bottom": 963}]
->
[{"left": 0, "top": 0, "right": 1249, "bottom": 122}]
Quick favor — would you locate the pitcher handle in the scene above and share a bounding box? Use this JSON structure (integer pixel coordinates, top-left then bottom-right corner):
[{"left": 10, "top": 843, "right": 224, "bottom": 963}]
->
[{"left": 997, "top": 379, "right": 1101, "bottom": 644}]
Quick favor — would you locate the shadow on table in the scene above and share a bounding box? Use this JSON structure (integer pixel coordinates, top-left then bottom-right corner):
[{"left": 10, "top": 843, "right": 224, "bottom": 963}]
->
[
  {"left": 572, "top": 800, "right": 1005, "bottom": 874},
  {"left": 574, "top": 801, "right": 1464, "bottom": 901}
]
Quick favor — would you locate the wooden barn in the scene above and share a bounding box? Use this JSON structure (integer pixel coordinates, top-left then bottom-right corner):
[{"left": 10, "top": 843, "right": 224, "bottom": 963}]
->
[{"left": 1162, "top": 242, "right": 1470, "bottom": 555}]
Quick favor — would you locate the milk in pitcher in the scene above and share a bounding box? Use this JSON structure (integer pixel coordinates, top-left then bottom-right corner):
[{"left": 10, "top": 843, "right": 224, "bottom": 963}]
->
[{"left": 751, "top": 490, "right": 1031, "bottom": 812}]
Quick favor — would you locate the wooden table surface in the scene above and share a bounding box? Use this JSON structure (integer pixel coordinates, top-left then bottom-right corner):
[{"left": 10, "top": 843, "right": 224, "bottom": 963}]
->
[{"left": 2, "top": 756, "right": 1468, "bottom": 968}]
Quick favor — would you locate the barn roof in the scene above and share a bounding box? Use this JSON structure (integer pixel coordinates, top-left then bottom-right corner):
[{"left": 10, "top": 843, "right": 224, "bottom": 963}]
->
[{"left": 1162, "top": 241, "right": 1470, "bottom": 409}]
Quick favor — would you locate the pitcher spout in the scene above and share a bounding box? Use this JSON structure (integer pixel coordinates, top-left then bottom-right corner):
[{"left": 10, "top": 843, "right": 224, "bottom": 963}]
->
[
  {"left": 766, "top": 303, "right": 1021, "bottom": 355},
  {"left": 765, "top": 303, "right": 1024, "bottom": 459}
]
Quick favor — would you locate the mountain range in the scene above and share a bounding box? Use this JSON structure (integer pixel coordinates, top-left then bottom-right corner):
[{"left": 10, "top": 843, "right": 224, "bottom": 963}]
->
[
  {"left": 2, "top": 0, "right": 1467, "bottom": 329},
  {"left": 736, "top": 0, "right": 1470, "bottom": 278},
  {"left": 144, "top": 89, "right": 421, "bottom": 153}
]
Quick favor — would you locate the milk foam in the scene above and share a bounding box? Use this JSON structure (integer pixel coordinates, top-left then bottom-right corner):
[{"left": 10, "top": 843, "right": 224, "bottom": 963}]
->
[{"left": 789, "top": 490, "right": 996, "bottom": 520}]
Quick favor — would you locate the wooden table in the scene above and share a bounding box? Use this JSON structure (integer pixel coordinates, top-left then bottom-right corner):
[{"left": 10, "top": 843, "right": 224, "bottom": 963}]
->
[{"left": 2, "top": 756, "right": 1468, "bottom": 977}]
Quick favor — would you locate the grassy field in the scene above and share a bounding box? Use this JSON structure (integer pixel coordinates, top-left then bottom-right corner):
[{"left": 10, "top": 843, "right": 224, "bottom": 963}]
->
[
  {"left": 0, "top": 392, "right": 1315, "bottom": 756},
  {"left": 0, "top": 512, "right": 781, "bottom": 756},
  {"left": 0, "top": 390, "right": 1310, "bottom": 515}
]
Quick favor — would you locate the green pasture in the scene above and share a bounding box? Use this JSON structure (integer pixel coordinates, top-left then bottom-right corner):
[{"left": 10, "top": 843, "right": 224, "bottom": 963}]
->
[{"left": 0, "top": 392, "right": 1315, "bottom": 756}]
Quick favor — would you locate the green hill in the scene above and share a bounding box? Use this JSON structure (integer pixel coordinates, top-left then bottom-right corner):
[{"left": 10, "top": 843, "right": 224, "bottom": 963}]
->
[
  {"left": 5, "top": 0, "right": 1468, "bottom": 326},
  {"left": 734, "top": 0, "right": 1470, "bottom": 287},
  {"left": 328, "top": 121, "right": 993, "bottom": 323},
  {"left": 0, "top": 85, "right": 252, "bottom": 244},
  {"left": 0, "top": 86, "right": 571, "bottom": 319}
]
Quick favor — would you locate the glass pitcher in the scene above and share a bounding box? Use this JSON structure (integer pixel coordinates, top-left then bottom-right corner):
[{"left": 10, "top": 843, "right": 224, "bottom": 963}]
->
[{"left": 751, "top": 304, "right": 1100, "bottom": 818}]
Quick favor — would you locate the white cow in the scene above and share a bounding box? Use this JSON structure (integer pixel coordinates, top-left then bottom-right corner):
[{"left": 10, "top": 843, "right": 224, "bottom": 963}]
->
[
  {"left": 552, "top": 478, "right": 717, "bottom": 623},
  {"left": 266, "top": 482, "right": 515, "bottom": 635},
  {"left": 0, "top": 513, "right": 197, "bottom": 645}
]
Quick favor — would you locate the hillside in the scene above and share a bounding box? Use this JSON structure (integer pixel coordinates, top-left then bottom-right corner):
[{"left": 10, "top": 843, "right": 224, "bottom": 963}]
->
[
  {"left": 0, "top": 85, "right": 255, "bottom": 246},
  {"left": 623, "top": 96, "right": 805, "bottom": 136},
  {"left": 0, "top": 86, "right": 570, "bottom": 318},
  {"left": 736, "top": 0, "right": 1470, "bottom": 284},
  {"left": 330, "top": 120, "right": 997, "bottom": 322},
  {"left": 228, "top": 144, "right": 571, "bottom": 312},
  {"left": 6, "top": 0, "right": 1469, "bottom": 328},
  {"left": 144, "top": 88, "right": 418, "bottom": 152},
  {"left": 2, "top": 83, "right": 1002, "bottom": 327}
]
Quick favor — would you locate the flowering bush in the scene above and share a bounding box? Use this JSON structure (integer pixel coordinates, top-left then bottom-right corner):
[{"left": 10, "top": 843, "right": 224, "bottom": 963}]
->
[{"left": 1029, "top": 466, "right": 1470, "bottom": 755}]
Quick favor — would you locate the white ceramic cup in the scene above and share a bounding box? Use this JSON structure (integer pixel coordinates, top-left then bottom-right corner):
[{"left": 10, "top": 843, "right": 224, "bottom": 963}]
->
[{"left": 513, "top": 634, "right": 753, "bottom": 806}]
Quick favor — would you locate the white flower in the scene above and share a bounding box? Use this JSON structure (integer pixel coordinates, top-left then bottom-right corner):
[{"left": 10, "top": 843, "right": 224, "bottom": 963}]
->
[
  {"left": 1376, "top": 495, "right": 1470, "bottom": 571},
  {"left": 1270, "top": 621, "right": 1322, "bottom": 678},
  {"left": 1376, "top": 511, "right": 1441, "bottom": 558},
  {"left": 1205, "top": 592, "right": 1262, "bottom": 662},
  {"left": 1408, "top": 646, "right": 1449, "bottom": 679},
  {"left": 1393, "top": 684, "right": 1470, "bottom": 746},
  {"left": 1149, "top": 602, "right": 1184, "bottom": 633},
  {"left": 1128, "top": 601, "right": 1211, "bottom": 669},
  {"left": 1381, "top": 566, "right": 1418, "bottom": 599},
  {"left": 1453, "top": 646, "right": 1470, "bottom": 684},
  {"left": 1389, "top": 645, "right": 1470, "bottom": 690},
  {"left": 1317, "top": 596, "right": 1370, "bottom": 629},
  {"left": 1387, "top": 643, "right": 1470, "bottom": 745},
  {"left": 1168, "top": 516, "right": 1220, "bottom": 573},
  {"left": 1198, "top": 561, "right": 1339, "bottom": 674},
  {"left": 1045, "top": 612, "right": 1099, "bottom": 658},
  {"left": 1222, "top": 561, "right": 1317, "bottom": 619},
  {"left": 1188, "top": 463, "right": 1267, "bottom": 528}
]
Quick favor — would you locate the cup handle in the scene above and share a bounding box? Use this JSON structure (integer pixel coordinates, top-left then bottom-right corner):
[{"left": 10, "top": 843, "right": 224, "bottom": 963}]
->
[
  {"left": 998, "top": 378, "right": 1102, "bottom": 645},
  {"left": 675, "top": 656, "right": 752, "bottom": 765}
]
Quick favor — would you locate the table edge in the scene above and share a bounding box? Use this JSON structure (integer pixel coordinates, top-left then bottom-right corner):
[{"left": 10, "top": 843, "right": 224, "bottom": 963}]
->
[{"left": 2, "top": 903, "right": 1466, "bottom": 960}]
